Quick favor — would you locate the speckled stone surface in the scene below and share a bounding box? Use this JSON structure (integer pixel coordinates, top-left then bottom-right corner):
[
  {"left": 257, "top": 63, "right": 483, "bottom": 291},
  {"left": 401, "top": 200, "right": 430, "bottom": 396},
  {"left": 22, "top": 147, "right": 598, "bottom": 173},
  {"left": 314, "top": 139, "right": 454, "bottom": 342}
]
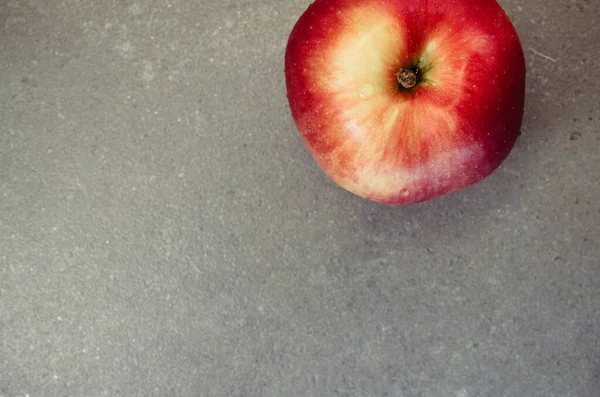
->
[{"left": 1, "top": 0, "right": 599, "bottom": 396}]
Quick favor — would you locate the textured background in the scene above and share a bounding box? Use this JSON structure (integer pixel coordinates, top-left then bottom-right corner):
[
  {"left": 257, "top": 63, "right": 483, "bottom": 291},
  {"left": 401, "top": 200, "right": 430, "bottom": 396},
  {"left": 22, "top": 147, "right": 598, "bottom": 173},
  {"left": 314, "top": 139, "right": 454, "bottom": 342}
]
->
[{"left": 1, "top": 0, "right": 599, "bottom": 396}]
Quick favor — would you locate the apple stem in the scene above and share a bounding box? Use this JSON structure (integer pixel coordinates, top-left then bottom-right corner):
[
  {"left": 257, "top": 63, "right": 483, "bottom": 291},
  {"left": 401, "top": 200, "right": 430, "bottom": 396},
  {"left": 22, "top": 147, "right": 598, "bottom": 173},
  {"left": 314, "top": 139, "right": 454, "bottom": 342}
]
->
[{"left": 397, "top": 68, "right": 417, "bottom": 90}]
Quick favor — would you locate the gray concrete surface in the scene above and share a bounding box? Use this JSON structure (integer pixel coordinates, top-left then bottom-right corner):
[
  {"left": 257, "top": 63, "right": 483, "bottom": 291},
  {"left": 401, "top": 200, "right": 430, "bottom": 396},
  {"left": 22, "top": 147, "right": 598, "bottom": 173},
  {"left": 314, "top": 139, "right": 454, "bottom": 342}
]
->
[{"left": 1, "top": 0, "right": 598, "bottom": 396}]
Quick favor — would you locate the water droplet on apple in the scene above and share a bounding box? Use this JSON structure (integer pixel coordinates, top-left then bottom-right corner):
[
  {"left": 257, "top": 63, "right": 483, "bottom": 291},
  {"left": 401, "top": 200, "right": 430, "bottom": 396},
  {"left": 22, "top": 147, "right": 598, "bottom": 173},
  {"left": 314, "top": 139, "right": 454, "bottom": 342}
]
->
[{"left": 358, "top": 84, "right": 374, "bottom": 100}]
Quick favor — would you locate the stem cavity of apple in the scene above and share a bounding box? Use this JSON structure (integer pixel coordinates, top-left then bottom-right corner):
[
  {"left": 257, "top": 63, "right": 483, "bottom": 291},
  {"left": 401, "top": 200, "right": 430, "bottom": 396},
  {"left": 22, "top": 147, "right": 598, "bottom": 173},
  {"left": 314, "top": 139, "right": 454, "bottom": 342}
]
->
[{"left": 397, "top": 68, "right": 419, "bottom": 90}]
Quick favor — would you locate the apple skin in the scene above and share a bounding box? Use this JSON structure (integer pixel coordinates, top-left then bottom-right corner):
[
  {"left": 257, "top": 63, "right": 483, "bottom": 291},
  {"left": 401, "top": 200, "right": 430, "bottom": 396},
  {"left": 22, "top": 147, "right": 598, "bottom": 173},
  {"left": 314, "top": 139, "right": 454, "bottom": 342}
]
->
[{"left": 285, "top": 0, "right": 526, "bottom": 204}]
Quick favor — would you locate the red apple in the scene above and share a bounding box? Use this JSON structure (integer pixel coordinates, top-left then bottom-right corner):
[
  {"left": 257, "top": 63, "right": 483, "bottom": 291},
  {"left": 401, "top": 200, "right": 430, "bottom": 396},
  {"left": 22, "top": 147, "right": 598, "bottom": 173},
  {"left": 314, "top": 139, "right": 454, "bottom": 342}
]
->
[{"left": 285, "top": 0, "right": 526, "bottom": 204}]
